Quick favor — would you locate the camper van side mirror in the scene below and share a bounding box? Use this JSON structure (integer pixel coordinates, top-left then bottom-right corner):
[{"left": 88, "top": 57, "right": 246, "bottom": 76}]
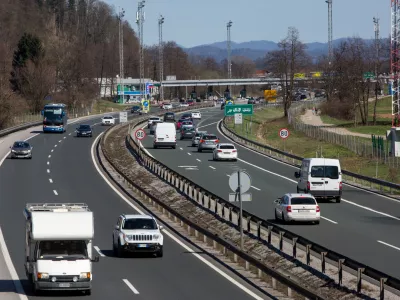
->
[
  {"left": 294, "top": 171, "right": 301, "bottom": 178},
  {"left": 91, "top": 256, "right": 100, "bottom": 262},
  {"left": 114, "top": 225, "right": 119, "bottom": 230}
]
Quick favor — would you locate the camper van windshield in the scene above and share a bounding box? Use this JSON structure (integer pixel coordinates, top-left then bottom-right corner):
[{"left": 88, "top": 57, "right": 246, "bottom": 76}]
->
[
  {"left": 38, "top": 240, "right": 88, "bottom": 260},
  {"left": 310, "top": 166, "right": 339, "bottom": 179}
]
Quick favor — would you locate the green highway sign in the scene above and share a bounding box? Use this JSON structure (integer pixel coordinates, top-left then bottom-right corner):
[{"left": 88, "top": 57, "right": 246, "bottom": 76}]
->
[
  {"left": 224, "top": 104, "right": 254, "bottom": 116},
  {"left": 363, "top": 72, "right": 375, "bottom": 79}
]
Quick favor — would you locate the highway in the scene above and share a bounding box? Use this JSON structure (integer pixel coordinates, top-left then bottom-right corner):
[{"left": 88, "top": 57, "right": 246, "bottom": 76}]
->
[
  {"left": 0, "top": 108, "right": 266, "bottom": 299},
  {"left": 140, "top": 107, "right": 400, "bottom": 279}
]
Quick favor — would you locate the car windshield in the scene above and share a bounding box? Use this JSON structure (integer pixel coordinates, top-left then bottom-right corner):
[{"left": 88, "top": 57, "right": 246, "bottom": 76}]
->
[
  {"left": 132, "top": 106, "right": 140, "bottom": 109},
  {"left": 290, "top": 197, "right": 316, "bottom": 205},
  {"left": 103, "top": 116, "right": 113, "bottom": 119},
  {"left": 43, "top": 108, "right": 63, "bottom": 120},
  {"left": 150, "top": 118, "right": 159, "bottom": 121},
  {"left": 123, "top": 218, "right": 157, "bottom": 230},
  {"left": 193, "top": 112, "right": 200, "bottom": 114},
  {"left": 310, "top": 166, "right": 339, "bottom": 179},
  {"left": 220, "top": 145, "right": 235, "bottom": 149},
  {"left": 182, "top": 114, "right": 191, "bottom": 118},
  {"left": 79, "top": 125, "right": 91, "bottom": 130},
  {"left": 38, "top": 240, "right": 88, "bottom": 260},
  {"left": 182, "top": 122, "right": 193, "bottom": 125},
  {"left": 13, "top": 142, "right": 29, "bottom": 148},
  {"left": 203, "top": 135, "right": 217, "bottom": 140}
]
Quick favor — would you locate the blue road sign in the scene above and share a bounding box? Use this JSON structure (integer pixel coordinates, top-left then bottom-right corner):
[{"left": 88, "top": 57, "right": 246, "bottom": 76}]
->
[
  {"left": 143, "top": 101, "right": 149, "bottom": 107},
  {"left": 227, "top": 101, "right": 233, "bottom": 105}
]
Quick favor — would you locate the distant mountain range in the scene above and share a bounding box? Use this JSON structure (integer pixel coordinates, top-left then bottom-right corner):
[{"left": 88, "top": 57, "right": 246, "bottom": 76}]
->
[{"left": 181, "top": 38, "right": 374, "bottom": 62}]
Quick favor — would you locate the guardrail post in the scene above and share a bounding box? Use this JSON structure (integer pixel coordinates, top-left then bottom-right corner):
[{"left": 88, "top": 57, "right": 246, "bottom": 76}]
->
[
  {"left": 338, "top": 259, "right": 345, "bottom": 285},
  {"left": 321, "top": 252, "right": 327, "bottom": 273},
  {"left": 357, "top": 268, "right": 365, "bottom": 293},
  {"left": 306, "top": 245, "right": 311, "bottom": 266},
  {"left": 214, "top": 199, "right": 218, "bottom": 214},
  {"left": 279, "top": 231, "right": 285, "bottom": 251},
  {"left": 246, "top": 216, "right": 251, "bottom": 232},
  {"left": 380, "top": 278, "right": 387, "bottom": 300},
  {"left": 228, "top": 207, "right": 233, "bottom": 222},
  {"left": 292, "top": 237, "right": 298, "bottom": 258},
  {"left": 287, "top": 287, "right": 292, "bottom": 297},
  {"left": 257, "top": 221, "right": 262, "bottom": 240},
  {"left": 267, "top": 226, "right": 273, "bottom": 244},
  {"left": 272, "top": 278, "right": 277, "bottom": 289}
]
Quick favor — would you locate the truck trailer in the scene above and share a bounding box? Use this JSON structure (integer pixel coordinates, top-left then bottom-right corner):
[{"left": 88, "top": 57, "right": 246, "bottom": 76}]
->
[{"left": 23, "top": 203, "right": 99, "bottom": 295}]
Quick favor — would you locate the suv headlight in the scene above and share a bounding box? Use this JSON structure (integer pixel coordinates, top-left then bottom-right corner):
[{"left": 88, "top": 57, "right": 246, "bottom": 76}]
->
[
  {"left": 152, "top": 234, "right": 161, "bottom": 240},
  {"left": 80, "top": 272, "right": 91, "bottom": 279},
  {"left": 38, "top": 272, "right": 49, "bottom": 279},
  {"left": 123, "top": 233, "right": 132, "bottom": 241}
]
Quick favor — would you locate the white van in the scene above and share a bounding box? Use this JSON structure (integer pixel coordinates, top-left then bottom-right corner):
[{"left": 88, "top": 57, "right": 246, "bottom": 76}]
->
[
  {"left": 294, "top": 158, "right": 342, "bottom": 203},
  {"left": 154, "top": 122, "right": 176, "bottom": 149}
]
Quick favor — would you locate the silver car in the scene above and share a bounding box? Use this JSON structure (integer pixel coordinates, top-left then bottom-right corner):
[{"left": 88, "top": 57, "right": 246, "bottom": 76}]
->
[
  {"left": 197, "top": 134, "right": 219, "bottom": 152},
  {"left": 191, "top": 131, "right": 207, "bottom": 147},
  {"left": 181, "top": 120, "right": 194, "bottom": 130},
  {"left": 10, "top": 141, "right": 33, "bottom": 159}
]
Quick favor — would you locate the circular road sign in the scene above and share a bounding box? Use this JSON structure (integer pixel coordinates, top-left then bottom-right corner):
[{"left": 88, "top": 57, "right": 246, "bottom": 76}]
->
[
  {"left": 135, "top": 128, "right": 146, "bottom": 140},
  {"left": 229, "top": 171, "right": 251, "bottom": 193},
  {"left": 143, "top": 100, "right": 149, "bottom": 107},
  {"left": 279, "top": 128, "right": 290, "bottom": 139},
  {"left": 227, "top": 101, "right": 233, "bottom": 105}
]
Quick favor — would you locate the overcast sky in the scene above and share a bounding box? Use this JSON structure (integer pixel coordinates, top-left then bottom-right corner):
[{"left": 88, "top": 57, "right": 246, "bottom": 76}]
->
[{"left": 104, "top": 0, "right": 389, "bottom": 47}]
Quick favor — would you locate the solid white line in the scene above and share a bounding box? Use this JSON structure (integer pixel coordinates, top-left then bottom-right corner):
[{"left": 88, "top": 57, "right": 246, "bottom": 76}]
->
[
  {"left": 90, "top": 133, "right": 263, "bottom": 300},
  {"left": 49, "top": 179, "right": 53, "bottom": 183},
  {"left": 187, "top": 152, "right": 191, "bottom": 156},
  {"left": 209, "top": 166, "right": 216, "bottom": 170},
  {"left": 321, "top": 216, "right": 337, "bottom": 224},
  {"left": 94, "top": 246, "right": 105, "bottom": 257},
  {"left": 178, "top": 166, "right": 198, "bottom": 168},
  {"left": 48, "top": 155, "right": 51, "bottom": 158},
  {"left": 47, "top": 161, "right": 49, "bottom": 165},
  {"left": 180, "top": 147, "right": 183, "bottom": 150},
  {"left": 51, "top": 149, "right": 54, "bottom": 152},
  {"left": 377, "top": 240, "right": 400, "bottom": 251},
  {"left": 53, "top": 190, "right": 58, "bottom": 195},
  {"left": 122, "top": 279, "right": 140, "bottom": 294},
  {"left": 47, "top": 169, "right": 50, "bottom": 173},
  {"left": 197, "top": 121, "right": 220, "bottom": 129},
  {"left": 251, "top": 186, "right": 261, "bottom": 191},
  {"left": 196, "top": 159, "right": 201, "bottom": 162},
  {"left": 0, "top": 132, "right": 40, "bottom": 300}
]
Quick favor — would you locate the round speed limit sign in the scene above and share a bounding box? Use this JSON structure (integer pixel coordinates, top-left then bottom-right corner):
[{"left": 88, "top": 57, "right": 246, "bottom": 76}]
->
[
  {"left": 135, "top": 128, "right": 146, "bottom": 140},
  {"left": 279, "top": 128, "right": 290, "bottom": 139}
]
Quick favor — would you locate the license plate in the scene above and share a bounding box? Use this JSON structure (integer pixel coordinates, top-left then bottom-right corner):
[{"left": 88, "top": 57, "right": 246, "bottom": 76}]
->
[
  {"left": 206, "top": 142, "right": 212, "bottom": 144},
  {"left": 59, "top": 283, "right": 71, "bottom": 288},
  {"left": 158, "top": 138, "right": 164, "bottom": 141},
  {"left": 298, "top": 210, "right": 310, "bottom": 212},
  {"left": 137, "top": 244, "right": 148, "bottom": 248},
  {"left": 223, "top": 152, "right": 230, "bottom": 154}
]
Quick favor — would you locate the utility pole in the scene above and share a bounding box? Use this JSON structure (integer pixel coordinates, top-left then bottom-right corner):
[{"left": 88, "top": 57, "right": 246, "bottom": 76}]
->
[
  {"left": 325, "top": 0, "right": 333, "bottom": 65},
  {"left": 118, "top": 7, "right": 125, "bottom": 103},
  {"left": 158, "top": 15, "right": 164, "bottom": 102},
  {"left": 136, "top": 1, "right": 145, "bottom": 101},
  {"left": 392, "top": 0, "right": 400, "bottom": 127},
  {"left": 227, "top": 20, "right": 232, "bottom": 98}
]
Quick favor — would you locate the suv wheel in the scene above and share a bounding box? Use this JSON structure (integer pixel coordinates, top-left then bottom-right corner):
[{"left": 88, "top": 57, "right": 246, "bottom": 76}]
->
[
  {"left": 116, "top": 240, "right": 124, "bottom": 257},
  {"left": 156, "top": 247, "right": 163, "bottom": 257}
]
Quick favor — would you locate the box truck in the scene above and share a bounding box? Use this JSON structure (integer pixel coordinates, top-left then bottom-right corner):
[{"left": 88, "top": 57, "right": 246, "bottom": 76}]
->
[{"left": 23, "top": 203, "right": 99, "bottom": 295}]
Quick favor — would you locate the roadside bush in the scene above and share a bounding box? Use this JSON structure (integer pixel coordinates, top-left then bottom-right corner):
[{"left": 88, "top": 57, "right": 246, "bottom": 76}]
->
[{"left": 320, "top": 100, "right": 354, "bottom": 121}]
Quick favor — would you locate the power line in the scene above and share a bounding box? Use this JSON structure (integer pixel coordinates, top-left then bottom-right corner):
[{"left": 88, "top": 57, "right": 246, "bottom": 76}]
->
[
  {"left": 136, "top": 1, "right": 145, "bottom": 101},
  {"left": 158, "top": 15, "right": 164, "bottom": 102},
  {"left": 227, "top": 20, "right": 232, "bottom": 98}
]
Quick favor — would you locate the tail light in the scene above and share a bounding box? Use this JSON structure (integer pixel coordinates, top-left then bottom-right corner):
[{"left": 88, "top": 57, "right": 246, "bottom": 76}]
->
[
  {"left": 307, "top": 181, "right": 310, "bottom": 190},
  {"left": 232, "top": 150, "right": 237, "bottom": 152},
  {"left": 200, "top": 139, "right": 204, "bottom": 143},
  {"left": 339, "top": 182, "right": 342, "bottom": 190},
  {"left": 215, "top": 139, "right": 219, "bottom": 143},
  {"left": 286, "top": 206, "right": 292, "bottom": 212},
  {"left": 217, "top": 150, "right": 222, "bottom": 152},
  {"left": 316, "top": 205, "right": 320, "bottom": 212}
]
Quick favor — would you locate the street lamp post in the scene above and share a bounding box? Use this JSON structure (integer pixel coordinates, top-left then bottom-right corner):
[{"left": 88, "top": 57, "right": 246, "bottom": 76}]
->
[{"left": 158, "top": 15, "right": 165, "bottom": 102}]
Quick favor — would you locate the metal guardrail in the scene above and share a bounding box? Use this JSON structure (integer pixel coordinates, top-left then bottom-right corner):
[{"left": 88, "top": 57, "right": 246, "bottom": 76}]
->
[
  {"left": 0, "top": 121, "right": 42, "bottom": 138},
  {"left": 221, "top": 117, "right": 400, "bottom": 193},
  {"left": 101, "top": 112, "right": 399, "bottom": 299}
]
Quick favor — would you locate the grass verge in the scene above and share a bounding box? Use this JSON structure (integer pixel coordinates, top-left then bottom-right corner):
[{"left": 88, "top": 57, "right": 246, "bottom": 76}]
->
[
  {"left": 226, "top": 107, "right": 400, "bottom": 184},
  {"left": 92, "top": 100, "right": 131, "bottom": 114}
]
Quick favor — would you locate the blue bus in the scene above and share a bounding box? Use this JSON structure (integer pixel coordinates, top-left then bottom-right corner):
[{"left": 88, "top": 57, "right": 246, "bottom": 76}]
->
[{"left": 41, "top": 104, "right": 68, "bottom": 133}]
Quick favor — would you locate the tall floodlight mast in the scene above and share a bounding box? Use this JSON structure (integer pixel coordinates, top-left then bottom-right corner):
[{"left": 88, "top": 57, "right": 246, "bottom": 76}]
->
[
  {"left": 392, "top": 0, "right": 400, "bottom": 126},
  {"left": 326, "top": 0, "right": 333, "bottom": 65},
  {"left": 118, "top": 7, "right": 125, "bottom": 102},
  {"left": 137, "top": 1, "right": 146, "bottom": 100},
  {"left": 158, "top": 15, "right": 165, "bottom": 102},
  {"left": 226, "top": 20, "right": 232, "bottom": 98}
]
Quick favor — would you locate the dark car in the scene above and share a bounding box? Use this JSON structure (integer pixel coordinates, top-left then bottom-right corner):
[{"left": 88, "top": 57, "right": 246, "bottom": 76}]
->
[
  {"left": 163, "top": 112, "right": 175, "bottom": 123},
  {"left": 131, "top": 106, "right": 142, "bottom": 114},
  {"left": 180, "top": 127, "right": 196, "bottom": 140},
  {"left": 76, "top": 124, "right": 93, "bottom": 137},
  {"left": 247, "top": 99, "right": 256, "bottom": 104},
  {"left": 10, "top": 141, "right": 33, "bottom": 159},
  {"left": 181, "top": 113, "right": 192, "bottom": 120},
  {"left": 221, "top": 102, "right": 226, "bottom": 110}
]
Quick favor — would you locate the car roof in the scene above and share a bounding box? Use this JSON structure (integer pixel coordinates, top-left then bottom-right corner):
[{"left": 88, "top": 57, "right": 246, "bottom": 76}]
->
[
  {"left": 123, "top": 214, "right": 154, "bottom": 220},
  {"left": 285, "top": 193, "right": 315, "bottom": 198},
  {"left": 79, "top": 124, "right": 91, "bottom": 126},
  {"left": 218, "top": 143, "right": 235, "bottom": 146},
  {"left": 14, "top": 140, "right": 29, "bottom": 144}
]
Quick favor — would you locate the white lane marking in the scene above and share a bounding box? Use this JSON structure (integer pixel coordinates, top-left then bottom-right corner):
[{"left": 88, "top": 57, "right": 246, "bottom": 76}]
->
[
  {"left": 196, "top": 159, "right": 201, "bottom": 162},
  {"left": 209, "top": 166, "right": 216, "bottom": 170},
  {"left": 47, "top": 169, "right": 50, "bottom": 173},
  {"left": 94, "top": 246, "right": 105, "bottom": 257},
  {"left": 178, "top": 166, "right": 198, "bottom": 168},
  {"left": 53, "top": 190, "right": 58, "bottom": 195},
  {"left": 0, "top": 132, "right": 40, "bottom": 300},
  {"left": 63, "top": 137, "right": 66, "bottom": 139},
  {"left": 122, "top": 279, "right": 140, "bottom": 294},
  {"left": 0, "top": 140, "right": 3, "bottom": 144},
  {"left": 54, "top": 144, "right": 57, "bottom": 147},
  {"left": 91, "top": 133, "right": 263, "bottom": 300},
  {"left": 180, "top": 147, "right": 183, "bottom": 150},
  {"left": 251, "top": 186, "right": 261, "bottom": 191},
  {"left": 58, "top": 140, "right": 62, "bottom": 143},
  {"left": 321, "top": 216, "right": 337, "bottom": 224},
  {"left": 378, "top": 240, "right": 400, "bottom": 251},
  {"left": 48, "top": 155, "right": 51, "bottom": 158},
  {"left": 69, "top": 133, "right": 72, "bottom": 135},
  {"left": 197, "top": 121, "right": 220, "bottom": 129},
  {"left": 226, "top": 174, "right": 230, "bottom": 177},
  {"left": 47, "top": 161, "right": 49, "bottom": 165},
  {"left": 187, "top": 152, "right": 191, "bottom": 156},
  {"left": 51, "top": 149, "right": 54, "bottom": 152},
  {"left": 49, "top": 179, "right": 53, "bottom": 183}
]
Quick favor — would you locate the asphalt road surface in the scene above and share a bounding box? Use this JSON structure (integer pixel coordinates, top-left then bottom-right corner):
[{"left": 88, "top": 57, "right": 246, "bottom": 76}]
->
[
  {"left": 0, "top": 107, "right": 265, "bottom": 300},
  {"left": 140, "top": 107, "right": 400, "bottom": 279}
]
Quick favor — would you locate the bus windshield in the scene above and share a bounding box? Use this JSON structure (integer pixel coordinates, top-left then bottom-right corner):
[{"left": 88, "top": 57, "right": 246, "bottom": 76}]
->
[{"left": 44, "top": 108, "right": 63, "bottom": 120}]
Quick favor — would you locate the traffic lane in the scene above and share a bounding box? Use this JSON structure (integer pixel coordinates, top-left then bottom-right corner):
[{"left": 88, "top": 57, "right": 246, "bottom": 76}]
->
[
  {"left": 48, "top": 123, "right": 261, "bottom": 300},
  {"left": 143, "top": 131, "right": 400, "bottom": 278},
  {"left": 211, "top": 121, "right": 400, "bottom": 223}
]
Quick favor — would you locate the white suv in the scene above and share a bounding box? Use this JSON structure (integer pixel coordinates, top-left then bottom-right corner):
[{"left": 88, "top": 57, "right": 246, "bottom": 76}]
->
[
  {"left": 191, "top": 111, "right": 201, "bottom": 119},
  {"left": 112, "top": 214, "right": 164, "bottom": 257},
  {"left": 101, "top": 115, "right": 115, "bottom": 126}
]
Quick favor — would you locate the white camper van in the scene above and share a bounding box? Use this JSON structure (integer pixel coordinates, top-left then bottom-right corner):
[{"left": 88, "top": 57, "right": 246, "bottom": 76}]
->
[
  {"left": 153, "top": 122, "right": 176, "bottom": 149},
  {"left": 294, "top": 158, "right": 342, "bottom": 203},
  {"left": 24, "top": 203, "right": 99, "bottom": 295}
]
